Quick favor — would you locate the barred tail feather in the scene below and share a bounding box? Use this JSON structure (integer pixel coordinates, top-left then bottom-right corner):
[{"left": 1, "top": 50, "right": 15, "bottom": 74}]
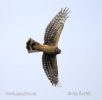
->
[{"left": 26, "top": 38, "right": 41, "bottom": 53}]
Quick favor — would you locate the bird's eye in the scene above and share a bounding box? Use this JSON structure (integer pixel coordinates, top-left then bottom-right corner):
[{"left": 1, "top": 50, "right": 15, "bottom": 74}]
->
[{"left": 58, "top": 49, "right": 61, "bottom": 54}]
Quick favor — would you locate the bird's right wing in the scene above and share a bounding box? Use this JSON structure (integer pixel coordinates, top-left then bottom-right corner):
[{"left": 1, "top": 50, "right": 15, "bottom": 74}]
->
[
  {"left": 44, "top": 8, "right": 70, "bottom": 46},
  {"left": 42, "top": 53, "right": 58, "bottom": 86}
]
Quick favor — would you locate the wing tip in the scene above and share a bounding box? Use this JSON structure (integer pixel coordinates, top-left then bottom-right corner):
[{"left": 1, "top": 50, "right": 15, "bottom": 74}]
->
[
  {"left": 61, "top": 7, "right": 70, "bottom": 17},
  {"left": 51, "top": 80, "right": 59, "bottom": 86}
]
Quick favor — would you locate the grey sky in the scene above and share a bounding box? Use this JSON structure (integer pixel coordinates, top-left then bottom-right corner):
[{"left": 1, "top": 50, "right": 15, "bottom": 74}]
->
[{"left": 0, "top": 0, "right": 102, "bottom": 100}]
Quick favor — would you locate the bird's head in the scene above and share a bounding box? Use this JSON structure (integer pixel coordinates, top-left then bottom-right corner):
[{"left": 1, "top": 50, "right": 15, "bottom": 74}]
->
[{"left": 55, "top": 47, "right": 61, "bottom": 55}]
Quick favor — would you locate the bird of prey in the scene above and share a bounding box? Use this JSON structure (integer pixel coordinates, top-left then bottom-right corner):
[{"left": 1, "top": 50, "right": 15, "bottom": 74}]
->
[{"left": 26, "top": 8, "right": 70, "bottom": 86}]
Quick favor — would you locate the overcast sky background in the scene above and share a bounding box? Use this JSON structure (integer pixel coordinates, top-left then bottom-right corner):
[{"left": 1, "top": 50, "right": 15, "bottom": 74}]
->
[{"left": 0, "top": 0, "right": 102, "bottom": 100}]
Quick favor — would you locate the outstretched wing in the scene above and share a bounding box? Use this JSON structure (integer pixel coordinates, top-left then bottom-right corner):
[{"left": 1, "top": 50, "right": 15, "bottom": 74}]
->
[
  {"left": 42, "top": 53, "right": 58, "bottom": 86},
  {"left": 44, "top": 8, "right": 70, "bottom": 46}
]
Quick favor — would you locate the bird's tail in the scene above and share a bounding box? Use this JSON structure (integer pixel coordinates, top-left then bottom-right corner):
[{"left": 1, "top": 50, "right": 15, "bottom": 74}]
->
[{"left": 26, "top": 38, "right": 41, "bottom": 53}]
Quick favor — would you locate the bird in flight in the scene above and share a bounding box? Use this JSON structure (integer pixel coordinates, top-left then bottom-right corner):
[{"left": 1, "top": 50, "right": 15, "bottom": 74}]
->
[{"left": 26, "top": 8, "right": 70, "bottom": 86}]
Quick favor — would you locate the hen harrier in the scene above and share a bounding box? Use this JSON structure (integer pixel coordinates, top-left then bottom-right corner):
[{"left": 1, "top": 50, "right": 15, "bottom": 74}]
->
[{"left": 26, "top": 8, "right": 70, "bottom": 86}]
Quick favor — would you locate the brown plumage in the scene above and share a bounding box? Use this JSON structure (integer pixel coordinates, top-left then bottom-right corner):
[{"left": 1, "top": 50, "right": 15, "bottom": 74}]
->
[{"left": 26, "top": 8, "right": 70, "bottom": 86}]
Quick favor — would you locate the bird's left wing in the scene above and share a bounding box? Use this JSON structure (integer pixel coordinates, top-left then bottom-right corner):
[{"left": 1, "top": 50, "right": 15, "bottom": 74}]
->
[
  {"left": 42, "top": 53, "right": 58, "bottom": 86},
  {"left": 44, "top": 8, "right": 70, "bottom": 46}
]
